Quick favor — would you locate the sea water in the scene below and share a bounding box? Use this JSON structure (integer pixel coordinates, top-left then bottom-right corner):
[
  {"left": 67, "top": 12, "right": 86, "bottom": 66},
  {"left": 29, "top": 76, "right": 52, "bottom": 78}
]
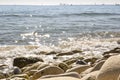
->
[{"left": 0, "top": 5, "right": 120, "bottom": 68}]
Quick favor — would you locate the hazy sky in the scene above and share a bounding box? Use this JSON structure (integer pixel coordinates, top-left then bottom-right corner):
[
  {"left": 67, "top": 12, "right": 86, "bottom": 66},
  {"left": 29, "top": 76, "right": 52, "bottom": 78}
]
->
[{"left": 0, "top": 0, "right": 120, "bottom": 5}]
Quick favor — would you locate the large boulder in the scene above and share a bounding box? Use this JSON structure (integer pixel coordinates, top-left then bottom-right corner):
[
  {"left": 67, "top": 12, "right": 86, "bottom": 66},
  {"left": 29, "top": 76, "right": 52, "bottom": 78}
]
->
[
  {"left": 30, "top": 66, "right": 64, "bottom": 80},
  {"left": 97, "top": 55, "right": 120, "bottom": 80},
  {"left": 13, "top": 57, "right": 43, "bottom": 68},
  {"left": 118, "top": 74, "right": 120, "bottom": 80}
]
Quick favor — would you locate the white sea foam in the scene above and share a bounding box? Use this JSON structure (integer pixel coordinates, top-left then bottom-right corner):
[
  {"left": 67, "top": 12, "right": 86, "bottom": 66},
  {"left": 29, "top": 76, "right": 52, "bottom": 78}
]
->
[{"left": 0, "top": 37, "right": 119, "bottom": 70}]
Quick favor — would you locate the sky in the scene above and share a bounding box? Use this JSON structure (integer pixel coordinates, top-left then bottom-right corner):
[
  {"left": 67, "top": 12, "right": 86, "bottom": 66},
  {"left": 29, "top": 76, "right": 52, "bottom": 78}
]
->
[{"left": 0, "top": 0, "right": 120, "bottom": 5}]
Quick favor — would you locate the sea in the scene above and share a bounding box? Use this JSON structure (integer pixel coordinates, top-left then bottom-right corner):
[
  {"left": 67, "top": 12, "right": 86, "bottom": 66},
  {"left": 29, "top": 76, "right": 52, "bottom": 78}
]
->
[{"left": 0, "top": 5, "right": 120, "bottom": 68}]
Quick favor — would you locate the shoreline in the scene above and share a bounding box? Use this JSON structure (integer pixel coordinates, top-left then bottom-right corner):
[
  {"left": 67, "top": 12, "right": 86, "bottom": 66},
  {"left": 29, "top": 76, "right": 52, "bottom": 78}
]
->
[{"left": 0, "top": 37, "right": 120, "bottom": 79}]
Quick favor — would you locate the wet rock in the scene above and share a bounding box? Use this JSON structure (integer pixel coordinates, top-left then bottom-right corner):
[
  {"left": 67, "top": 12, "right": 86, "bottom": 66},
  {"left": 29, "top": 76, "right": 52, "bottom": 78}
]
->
[
  {"left": 30, "top": 66, "right": 64, "bottom": 80},
  {"left": 40, "top": 72, "right": 81, "bottom": 79},
  {"left": 56, "top": 52, "right": 74, "bottom": 56},
  {"left": 76, "top": 60, "right": 87, "bottom": 65},
  {"left": 84, "top": 57, "right": 98, "bottom": 65},
  {"left": 103, "top": 54, "right": 112, "bottom": 59},
  {"left": 71, "top": 50, "right": 82, "bottom": 53},
  {"left": 46, "top": 51, "right": 57, "bottom": 55},
  {"left": 66, "top": 65, "right": 90, "bottom": 74},
  {"left": 103, "top": 53, "right": 119, "bottom": 60},
  {"left": 13, "top": 57, "right": 43, "bottom": 68},
  {"left": 39, "top": 51, "right": 48, "bottom": 55},
  {"left": 13, "top": 67, "right": 22, "bottom": 74},
  {"left": 103, "top": 47, "right": 120, "bottom": 55},
  {"left": 58, "top": 62, "right": 69, "bottom": 72},
  {"left": 56, "top": 50, "right": 82, "bottom": 56},
  {"left": 117, "top": 40, "right": 120, "bottom": 44},
  {"left": 53, "top": 56, "right": 58, "bottom": 59},
  {"left": 97, "top": 55, "right": 120, "bottom": 80},
  {"left": 63, "top": 57, "right": 84, "bottom": 64}
]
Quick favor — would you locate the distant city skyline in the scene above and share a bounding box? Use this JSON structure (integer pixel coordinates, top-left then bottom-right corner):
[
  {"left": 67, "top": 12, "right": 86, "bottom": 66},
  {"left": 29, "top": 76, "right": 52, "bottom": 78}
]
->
[{"left": 0, "top": 0, "right": 120, "bottom": 5}]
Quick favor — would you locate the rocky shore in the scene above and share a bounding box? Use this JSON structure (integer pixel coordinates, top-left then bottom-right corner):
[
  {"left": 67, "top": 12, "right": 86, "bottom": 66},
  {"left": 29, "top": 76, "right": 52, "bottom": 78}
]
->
[{"left": 0, "top": 46, "right": 120, "bottom": 80}]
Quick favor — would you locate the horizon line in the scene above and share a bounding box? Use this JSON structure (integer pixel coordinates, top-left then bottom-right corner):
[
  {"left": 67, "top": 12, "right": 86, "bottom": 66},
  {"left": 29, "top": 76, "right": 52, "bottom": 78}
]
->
[{"left": 0, "top": 3, "right": 119, "bottom": 6}]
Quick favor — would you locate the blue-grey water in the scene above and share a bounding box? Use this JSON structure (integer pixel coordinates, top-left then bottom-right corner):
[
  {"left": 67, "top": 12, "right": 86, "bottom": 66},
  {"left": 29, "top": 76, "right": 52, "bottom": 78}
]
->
[
  {"left": 0, "top": 5, "right": 120, "bottom": 45},
  {"left": 1, "top": 5, "right": 120, "bottom": 68}
]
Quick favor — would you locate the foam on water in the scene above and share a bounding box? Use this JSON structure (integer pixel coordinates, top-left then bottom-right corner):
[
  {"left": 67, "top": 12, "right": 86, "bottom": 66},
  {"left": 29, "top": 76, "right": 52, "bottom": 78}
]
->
[{"left": 0, "top": 37, "right": 119, "bottom": 69}]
